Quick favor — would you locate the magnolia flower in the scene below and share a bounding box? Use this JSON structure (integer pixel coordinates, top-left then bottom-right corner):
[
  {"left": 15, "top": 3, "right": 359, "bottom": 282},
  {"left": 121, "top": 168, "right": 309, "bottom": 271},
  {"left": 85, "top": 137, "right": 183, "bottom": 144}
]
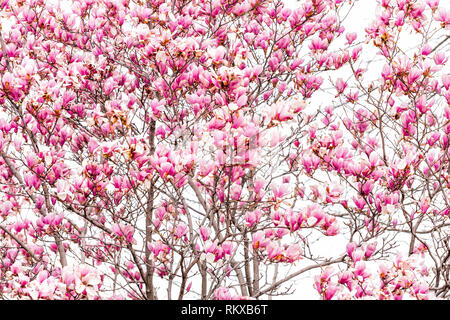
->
[
  {"left": 432, "top": 52, "right": 447, "bottom": 66},
  {"left": 155, "top": 51, "right": 167, "bottom": 63},
  {"left": 346, "top": 32, "right": 357, "bottom": 45},
  {"left": 200, "top": 252, "right": 216, "bottom": 264},
  {"left": 199, "top": 226, "right": 210, "bottom": 241}
]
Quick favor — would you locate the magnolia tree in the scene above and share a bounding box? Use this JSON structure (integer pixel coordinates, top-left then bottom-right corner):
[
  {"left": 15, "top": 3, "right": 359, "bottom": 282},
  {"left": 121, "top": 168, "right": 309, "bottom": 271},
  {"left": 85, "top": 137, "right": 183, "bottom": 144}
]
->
[{"left": 0, "top": 0, "right": 449, "bottom": 300}]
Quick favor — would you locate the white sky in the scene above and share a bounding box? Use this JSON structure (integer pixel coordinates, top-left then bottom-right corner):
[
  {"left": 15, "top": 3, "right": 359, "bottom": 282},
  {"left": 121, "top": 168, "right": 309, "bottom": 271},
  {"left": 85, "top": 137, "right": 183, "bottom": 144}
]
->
[{"left": 1, "top": 0, "right": 448, "bottom": 300}]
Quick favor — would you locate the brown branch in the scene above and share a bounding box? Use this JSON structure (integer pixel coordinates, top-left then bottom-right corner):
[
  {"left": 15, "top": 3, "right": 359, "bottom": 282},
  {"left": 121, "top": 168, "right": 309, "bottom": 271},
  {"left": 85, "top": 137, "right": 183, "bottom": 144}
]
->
[
  {"left": 0, "top": 224, "right": 40, "bottom": 263},
  {"left": 254, "top": 256, "right": 346, "bottom": 298}
]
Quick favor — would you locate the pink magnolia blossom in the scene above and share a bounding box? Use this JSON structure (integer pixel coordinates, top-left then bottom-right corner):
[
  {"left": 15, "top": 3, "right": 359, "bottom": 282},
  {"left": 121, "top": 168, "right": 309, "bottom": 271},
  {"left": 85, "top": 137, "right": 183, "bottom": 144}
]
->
[{"left": 0, "top": 0, "right": 447, "bottom": 302}]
